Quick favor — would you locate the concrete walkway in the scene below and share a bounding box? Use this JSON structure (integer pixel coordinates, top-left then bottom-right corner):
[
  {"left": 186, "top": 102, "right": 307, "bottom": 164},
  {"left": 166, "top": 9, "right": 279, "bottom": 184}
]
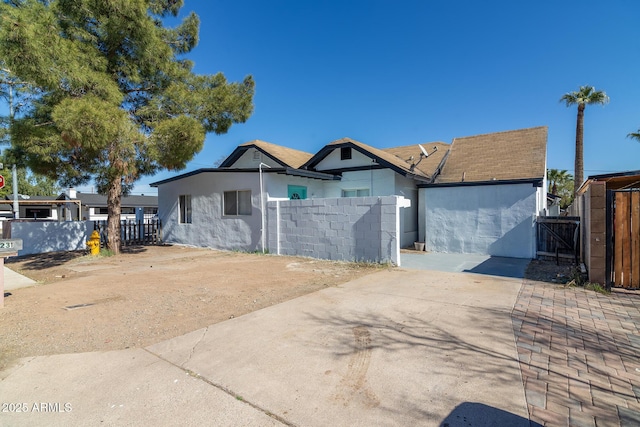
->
[
  {"left": 2, "top": 266, "right": 37, "bottom": 307},
  {"left": 0, "top": 269, "right": 529, "bottom": 426},
  {"left": 401, "top": 252, "right": 530, "bottom": 279},
  {"left": 513, "top": 280, "right": 640, "bottom": 426},
  {"left": 3, "top": 266, "right": 37, "bottom": 291}
]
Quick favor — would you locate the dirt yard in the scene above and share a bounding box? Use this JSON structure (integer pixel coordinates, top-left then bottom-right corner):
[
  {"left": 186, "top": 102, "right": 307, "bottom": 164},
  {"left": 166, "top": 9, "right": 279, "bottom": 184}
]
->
[
  {"left": 1, "top": 245, "right": 574, "bottom": 373},
  {"left": 0, "top": 245, "right": 383, "bottom": 372}
]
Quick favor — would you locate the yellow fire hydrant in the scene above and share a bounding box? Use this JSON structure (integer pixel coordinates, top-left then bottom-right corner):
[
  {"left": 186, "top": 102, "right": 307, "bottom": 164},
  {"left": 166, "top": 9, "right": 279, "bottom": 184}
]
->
[{"left": 86, "top": 230, "right": 101, "bottom": 256}]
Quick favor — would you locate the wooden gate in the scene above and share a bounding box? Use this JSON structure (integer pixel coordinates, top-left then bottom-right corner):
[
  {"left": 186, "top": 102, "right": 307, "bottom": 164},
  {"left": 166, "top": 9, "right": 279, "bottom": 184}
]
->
[
  {"left": 536, "top": 216, "right": 580, "bottom": 263},
  {"left": 610, "top": 189, "right": 640, "bottom": 288}
]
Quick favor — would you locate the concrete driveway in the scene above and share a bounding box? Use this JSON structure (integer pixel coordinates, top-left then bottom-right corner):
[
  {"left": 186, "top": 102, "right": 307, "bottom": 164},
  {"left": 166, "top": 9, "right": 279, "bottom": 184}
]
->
[
  {"left": 1, "top": 269, "right": 529, "bottom": 426},
  {"left": 401, "top": 252, "right": 531, "bottom": 278}
]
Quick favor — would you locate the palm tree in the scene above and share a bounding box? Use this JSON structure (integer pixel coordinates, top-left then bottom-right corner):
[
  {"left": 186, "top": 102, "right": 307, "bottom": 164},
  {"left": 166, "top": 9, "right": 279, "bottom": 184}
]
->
[
  {"left": 628, "top": 130, "right": 640, "bottom": 142},
  {"left": 560, "top": 85, "right": 609, "bottom": 197},
  {"left": 547, "top": 169, "right": 572, "bottom": 195},
  {"left": 547, "top": 168, "right": 574, "bottom": 208}
]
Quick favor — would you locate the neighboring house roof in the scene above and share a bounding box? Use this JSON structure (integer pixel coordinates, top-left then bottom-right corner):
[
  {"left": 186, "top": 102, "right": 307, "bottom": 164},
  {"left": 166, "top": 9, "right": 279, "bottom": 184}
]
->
[
  {"left": 220, "top": 139, "right": 314, "bottom": 169},
  {"left": 76, "top": 193, "right": 158, "bottom": 208},
  {"left": 578, "top": 170, "right": 640, "bottom": 193},
  {"left": 2, "top": 195, "right": 58, "bottom": 202},
  {"left": 0, "top": 194, "right": 78, "bottom": 213},
  {"left": 303, "top": 137, "right": 448, "bottom": 182},
  {"left": 434, "top": 126, "right": 547, "bottom": 184},
  {"left": 0, "top": 194, "right": 74, "bottom": 205}
]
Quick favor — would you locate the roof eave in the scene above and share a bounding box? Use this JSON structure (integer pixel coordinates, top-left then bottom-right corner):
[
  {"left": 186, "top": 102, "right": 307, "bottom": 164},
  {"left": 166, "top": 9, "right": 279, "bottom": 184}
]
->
[
  {"left": 282, "top": 167, "right": 341, "bottom": 181},
  {"left": 418, "top": 177, "right": 544, "bottom": 188},
  {"left": 150, "top": 169, "right": 216, "bottom": 187}
]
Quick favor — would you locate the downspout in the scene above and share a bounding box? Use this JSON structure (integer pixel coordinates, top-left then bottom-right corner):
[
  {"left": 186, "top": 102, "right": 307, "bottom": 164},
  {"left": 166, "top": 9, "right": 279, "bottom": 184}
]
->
[{"left": 259, "top": 162, "right": 271, "bottom": 253}]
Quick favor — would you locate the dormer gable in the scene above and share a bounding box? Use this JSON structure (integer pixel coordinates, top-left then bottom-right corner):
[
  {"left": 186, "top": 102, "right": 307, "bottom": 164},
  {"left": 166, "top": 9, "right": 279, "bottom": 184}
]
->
[
  {"left": 220, "top": 140, "right": 313, "bottom": 169},
  {"left": 302, "top": 137, "right": 447, "bottom": 182}
]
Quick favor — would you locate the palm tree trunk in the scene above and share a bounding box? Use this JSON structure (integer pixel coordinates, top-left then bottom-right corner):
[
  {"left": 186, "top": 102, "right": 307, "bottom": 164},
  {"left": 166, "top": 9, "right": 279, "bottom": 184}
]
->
[
  {"left": 574, "top": 104, "right": 585, "bottom": 198},
  {"left": 106, "top": 177, "right": 122, "bottom": 255}
]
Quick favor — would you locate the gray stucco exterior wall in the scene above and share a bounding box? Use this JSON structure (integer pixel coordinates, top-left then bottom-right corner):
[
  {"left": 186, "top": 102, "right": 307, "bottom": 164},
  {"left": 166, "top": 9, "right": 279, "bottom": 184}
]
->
[
  {"left": 158, "top": 172, "right": 263, "bottom": 251},
  {"left": 158, "top": 169, "right": 407, "bottom": 264},
  {"left": 266, "top": 196, "right": 401, "bottom": 265},
  {"left": 422, "top": 183, "right": 538, "bottom": 258}
]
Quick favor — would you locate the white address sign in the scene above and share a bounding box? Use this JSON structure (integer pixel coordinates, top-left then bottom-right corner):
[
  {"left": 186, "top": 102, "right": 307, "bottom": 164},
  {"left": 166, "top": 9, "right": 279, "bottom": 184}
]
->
[{"left": 0, "top": 239, "right": 23, "bottom": 251}]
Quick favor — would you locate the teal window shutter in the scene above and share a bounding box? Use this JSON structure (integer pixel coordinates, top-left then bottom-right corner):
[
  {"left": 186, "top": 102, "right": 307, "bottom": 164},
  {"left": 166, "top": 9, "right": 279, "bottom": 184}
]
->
[{"left": 288, "top": 185, "right": 307, "bottom": 200}]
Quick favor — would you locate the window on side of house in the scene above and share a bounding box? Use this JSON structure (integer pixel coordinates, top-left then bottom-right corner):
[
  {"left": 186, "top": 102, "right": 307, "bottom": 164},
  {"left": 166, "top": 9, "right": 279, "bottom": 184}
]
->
[
  {"left": 25, "top": 207, "right": 50, "bottom": 219},
  {"left": 223, "top": 190, "right": 252, "bottom": 216},
  {"left": 341, "top": 188, "right": 370, "bottom": 197},
  {"left": 96, "top": 207, "right": 136, "bottom": 215},
  {"left": 179, "top": 194, "right": 192, "bottom": 224},
  {"left": 340, "top": 147, "right": 352, "bottom": 160}
]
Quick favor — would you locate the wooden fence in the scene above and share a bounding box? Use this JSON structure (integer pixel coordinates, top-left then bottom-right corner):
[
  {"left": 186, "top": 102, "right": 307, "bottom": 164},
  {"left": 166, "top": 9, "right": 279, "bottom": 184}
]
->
[
  {"left": 93, "top": 220, "right": 162, "bottom": 247},
  {"left": 611, "top": 190, "right": 640, "bottom": 288},
  {"left": 536, "top": 216, "right": 580, "bottom": 263}
]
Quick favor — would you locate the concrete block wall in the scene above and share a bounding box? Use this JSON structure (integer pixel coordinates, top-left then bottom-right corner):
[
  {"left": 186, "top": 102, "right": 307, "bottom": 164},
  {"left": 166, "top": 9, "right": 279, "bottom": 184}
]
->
[
  {"left": 7, "top": 220, "right": 92, "bottom": 256},
  {"left": 582, "top": 181, "right": 607, "bottom": 284},
  {"left": 267, "top": 196, "right": 401, "bottom": 265}
]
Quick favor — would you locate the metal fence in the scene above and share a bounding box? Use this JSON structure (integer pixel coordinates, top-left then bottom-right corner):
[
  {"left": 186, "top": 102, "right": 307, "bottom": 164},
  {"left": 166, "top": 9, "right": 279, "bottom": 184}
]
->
[
  {"left": 93, "top": 219, "right": 162, "bottom": 247},
  {"left": 536, "top": 216, "right": 580, "bottom": 264}
]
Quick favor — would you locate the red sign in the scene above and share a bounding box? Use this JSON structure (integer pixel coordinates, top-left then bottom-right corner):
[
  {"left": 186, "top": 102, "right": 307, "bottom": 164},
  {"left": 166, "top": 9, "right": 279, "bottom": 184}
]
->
[{"left": 0, "top": 175, "right": 4, "bottom": 190}]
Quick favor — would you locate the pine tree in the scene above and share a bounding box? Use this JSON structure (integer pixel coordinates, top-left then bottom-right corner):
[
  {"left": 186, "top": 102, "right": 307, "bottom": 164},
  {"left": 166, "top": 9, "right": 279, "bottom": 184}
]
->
[{"left": 0, "top": 0, "right": 254, "bottom": 253}]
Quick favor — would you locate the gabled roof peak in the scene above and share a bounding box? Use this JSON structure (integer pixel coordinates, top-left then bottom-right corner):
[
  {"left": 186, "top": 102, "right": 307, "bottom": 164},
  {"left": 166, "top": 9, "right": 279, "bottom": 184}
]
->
[
  {"left": 327, "top": 137, "right": 362, "bottom": 145},
  {"left": 221, "top": 140, "right": 314, "bottom": 169}
]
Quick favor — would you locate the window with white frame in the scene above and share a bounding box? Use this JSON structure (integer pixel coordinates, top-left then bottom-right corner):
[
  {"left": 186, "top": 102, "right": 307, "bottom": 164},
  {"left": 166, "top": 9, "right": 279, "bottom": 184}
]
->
[
  {"left": 179, "top": 194, "right": 192, "bottom": 223},
  {"left": 341, "top": 188, "right": 370, "bottom": 197},
  {"left": 223, "top": 190, "right": 252, "bottom": 215}
]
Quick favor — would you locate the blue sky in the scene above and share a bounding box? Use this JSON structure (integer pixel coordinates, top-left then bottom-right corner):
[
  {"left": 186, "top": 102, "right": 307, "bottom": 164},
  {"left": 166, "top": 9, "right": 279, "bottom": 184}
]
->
[{"left": 114, "top": 1, "right": 640, "bottom": 194}]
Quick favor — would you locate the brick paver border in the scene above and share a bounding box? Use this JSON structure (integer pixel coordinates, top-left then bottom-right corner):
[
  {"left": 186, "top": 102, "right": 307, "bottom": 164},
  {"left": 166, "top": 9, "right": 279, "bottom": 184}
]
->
[{"left": 512, "top": 280, "right": 640, "bottom": 426}]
